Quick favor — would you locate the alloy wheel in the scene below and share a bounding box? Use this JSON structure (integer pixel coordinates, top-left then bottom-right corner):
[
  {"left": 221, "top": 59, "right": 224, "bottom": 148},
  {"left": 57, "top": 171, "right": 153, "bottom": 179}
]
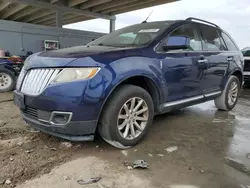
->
[
  {"left": 117, "top": 97, "right": 149, "bottom": 140},
  {"left": 228, "top": 81, "right": 238, "bottom": 106}
]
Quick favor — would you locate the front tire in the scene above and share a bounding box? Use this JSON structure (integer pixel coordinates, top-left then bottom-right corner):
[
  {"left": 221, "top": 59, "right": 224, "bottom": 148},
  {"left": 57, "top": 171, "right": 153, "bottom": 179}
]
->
[
  {"left": 0, "top": 68, "right": 16, "bottom": 93},
  {"left": 98, "top": 85, "right": 154, "bottom": 149},
  {"left": 214, "top": 75, "right": 240, "bottom": 111}
]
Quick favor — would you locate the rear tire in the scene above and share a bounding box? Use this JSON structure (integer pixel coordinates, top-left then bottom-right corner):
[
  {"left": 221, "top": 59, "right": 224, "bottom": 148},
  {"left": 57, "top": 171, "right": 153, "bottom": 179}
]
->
[
  {"left": 98, "top": 85, "right": 154, "bottom": 149},
  {"left": 214, "top": 75, "right": 240, "bottom": 111},
  {"left": 0, "top": 68, "right": 16, "bottom": 93}
]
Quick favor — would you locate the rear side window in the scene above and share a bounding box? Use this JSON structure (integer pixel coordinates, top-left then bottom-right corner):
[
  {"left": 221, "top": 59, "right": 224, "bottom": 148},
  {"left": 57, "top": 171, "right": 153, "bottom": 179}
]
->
[
  {"left": 199, "top": 25, "right": 222, "bottom": 51},
  {"left": 221, "top": 32, "right": 238, "bottom": 51}
]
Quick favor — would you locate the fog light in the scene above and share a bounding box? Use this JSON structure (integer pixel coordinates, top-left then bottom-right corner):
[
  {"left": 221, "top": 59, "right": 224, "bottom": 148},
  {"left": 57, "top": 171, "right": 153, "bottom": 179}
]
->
[{"left": 49, "top": 112, "right": 72, "bottom": 126}]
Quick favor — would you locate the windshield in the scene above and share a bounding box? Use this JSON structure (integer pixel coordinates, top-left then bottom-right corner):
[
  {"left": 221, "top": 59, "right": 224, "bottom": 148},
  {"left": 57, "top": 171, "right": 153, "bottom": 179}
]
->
[{"left": 89, "top": 22, "right": 171, "bottom": 47}]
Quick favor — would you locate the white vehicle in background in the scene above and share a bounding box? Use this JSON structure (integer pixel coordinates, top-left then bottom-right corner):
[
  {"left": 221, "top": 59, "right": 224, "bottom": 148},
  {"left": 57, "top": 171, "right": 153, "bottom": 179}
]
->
[{"left": 242, "top": 47, "right": 250, "bottom": 86}]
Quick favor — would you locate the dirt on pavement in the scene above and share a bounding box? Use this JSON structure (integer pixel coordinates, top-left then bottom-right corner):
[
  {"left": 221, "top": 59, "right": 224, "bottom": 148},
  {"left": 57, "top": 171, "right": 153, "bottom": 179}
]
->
[
  {"left": 0, "top": 89, "right": 250, "bottom": 188},
  {"left": 0, "top": 92, "right": 74, "bottom": 187}
]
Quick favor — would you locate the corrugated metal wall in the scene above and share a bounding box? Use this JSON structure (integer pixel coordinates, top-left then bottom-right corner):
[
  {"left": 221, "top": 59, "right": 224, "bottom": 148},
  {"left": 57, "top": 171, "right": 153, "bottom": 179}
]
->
[{"left": 0, "top": 20, "right": 105, "bottom": 56}]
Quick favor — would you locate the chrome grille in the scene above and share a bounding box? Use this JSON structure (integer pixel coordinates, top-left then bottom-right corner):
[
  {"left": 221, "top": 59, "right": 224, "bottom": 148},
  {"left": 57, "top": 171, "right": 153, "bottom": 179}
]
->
[
  {"left": 16, "top": 68, "right": 25, "bottom": 90},
  {"left": 21, "top": 69, "right": 60, "bottom": 95}
]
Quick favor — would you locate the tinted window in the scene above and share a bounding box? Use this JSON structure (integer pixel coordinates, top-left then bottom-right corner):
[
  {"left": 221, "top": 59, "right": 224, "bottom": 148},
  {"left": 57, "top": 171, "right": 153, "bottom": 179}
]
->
[
  {"left": 158, "top": 24, "right": 202, "bottom": 52},
  {"left": 242, "top": 50, "right": 250, "bottom": 57},
  {"left": 199, "top": 25, "right": 222, "bottom": 51},
  {"left": 221, "top": 32, "right": 238, "bottom": 51}
]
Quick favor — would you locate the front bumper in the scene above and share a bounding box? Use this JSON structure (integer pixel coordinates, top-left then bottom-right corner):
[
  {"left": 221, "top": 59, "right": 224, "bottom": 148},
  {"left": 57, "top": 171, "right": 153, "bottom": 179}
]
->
[
  {"left": 14, "top": 86, "right": 101, "bottom": 141},
  {"left": 23, "top": 114, "right": 96, "bottom": 141}
]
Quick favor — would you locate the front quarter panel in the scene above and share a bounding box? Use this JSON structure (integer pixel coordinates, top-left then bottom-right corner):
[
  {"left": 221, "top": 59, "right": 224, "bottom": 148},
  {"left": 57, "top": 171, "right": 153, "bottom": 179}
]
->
[{"left": 71, "top": 56, "right": 166, "bottom": 120}]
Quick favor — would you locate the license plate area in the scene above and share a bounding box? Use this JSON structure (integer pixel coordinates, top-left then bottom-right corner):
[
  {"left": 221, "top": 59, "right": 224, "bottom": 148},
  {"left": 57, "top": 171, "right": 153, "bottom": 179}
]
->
[{"left": 13, "top": 91, "right": 25, "bottom": 109}]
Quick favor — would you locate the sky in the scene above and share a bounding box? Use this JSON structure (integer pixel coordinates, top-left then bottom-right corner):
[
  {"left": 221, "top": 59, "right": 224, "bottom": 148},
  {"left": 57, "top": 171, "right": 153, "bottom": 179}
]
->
[{"left": 64, "top": 0, "right": 250, "bottom": 49}]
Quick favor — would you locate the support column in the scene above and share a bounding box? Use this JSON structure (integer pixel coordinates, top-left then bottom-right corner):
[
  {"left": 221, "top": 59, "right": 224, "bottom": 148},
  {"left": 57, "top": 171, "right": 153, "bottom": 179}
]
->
[
  {"left": 56, "top": 11, "right": 62, "bottom": 27},
  {"left": 109, "top": 17, "right": 116, "bottom": 33}
]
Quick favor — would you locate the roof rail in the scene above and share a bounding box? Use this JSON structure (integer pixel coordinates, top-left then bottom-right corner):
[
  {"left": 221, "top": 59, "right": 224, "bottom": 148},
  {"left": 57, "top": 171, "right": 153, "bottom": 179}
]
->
[{"left": 186, "top": 17, "right": 220, "bottom": 28}]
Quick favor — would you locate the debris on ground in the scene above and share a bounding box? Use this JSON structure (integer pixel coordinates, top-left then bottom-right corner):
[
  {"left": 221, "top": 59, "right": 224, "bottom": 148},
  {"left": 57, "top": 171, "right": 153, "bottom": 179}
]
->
[
  {"left": 59, "top": 142, "right": 72, "bottom": 149},
  {"left": 96, "top": 145, "right": 99, "bottom": 148},
  {"left": 165, "top": 146, "right": 178, "bottom": 153},
  {"left": 17, "top": 142, "right": 23, "bottom": 146},
  {"left": 9, "top": 157, "right": 14, "bottom": 161},
  {"left": 50, "top": 148, "right": 57, "bottom": 151},
  {"left": 148, "top": 153, "right": 153, "bottom": 157},
  {"left": 124, "top": 160, "right": 149, "bottom": 169},
  {"left": 127, "top": 166, "right": 133, "bottom": 170},
  {"left": 133, "top": 160, "right": 149, "bottom": 169},
  {"left": 26, "top": 128, "right": 40, "bottom": 133},
  {"left": 5, "top": 179, "right": 11, "bottom": 185},
  {"left": 200, "top": 170, "right": 205, "bottom": 173},
  {"left": 73, "top": 144, "right": 82, "bottom": 149},
  {"left": 157, "top": 154, "right": 164, "bottom": 157},
  {"left": 134, "top": 149, "right": 137, "bottom": 152},
  {"left": 121, "top": 150, "right": 128, "bottom": 156},
  {"left": 25, "top": 149, "right": 33, "bottom": 154},
  {"left": 77, "top": 177, "right": 102, "bottom": 185},
  {"left": 62, "top": 175, "right": 70, "bottom": 180}
]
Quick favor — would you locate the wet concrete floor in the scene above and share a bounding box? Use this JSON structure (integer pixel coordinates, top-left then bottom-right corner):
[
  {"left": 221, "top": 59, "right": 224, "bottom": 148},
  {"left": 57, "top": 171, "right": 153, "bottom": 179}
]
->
[{"left": 1, "top": 88, "right": 250, "bottom": 188}]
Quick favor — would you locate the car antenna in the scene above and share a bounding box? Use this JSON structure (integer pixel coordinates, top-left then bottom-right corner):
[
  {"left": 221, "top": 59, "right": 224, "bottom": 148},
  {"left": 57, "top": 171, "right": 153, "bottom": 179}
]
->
[{"left": 142, "top": 10, "right": 153, "bottom": 23}]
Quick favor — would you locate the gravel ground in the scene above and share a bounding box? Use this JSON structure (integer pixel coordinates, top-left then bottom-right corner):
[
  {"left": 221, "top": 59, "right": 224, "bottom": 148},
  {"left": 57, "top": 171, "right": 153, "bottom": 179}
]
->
[{"left": 0, "top": 89, "right": 250, "bottom": 188}]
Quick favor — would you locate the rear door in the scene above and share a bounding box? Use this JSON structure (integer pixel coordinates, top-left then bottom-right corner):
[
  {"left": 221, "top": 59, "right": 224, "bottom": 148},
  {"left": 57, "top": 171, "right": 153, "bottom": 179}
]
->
[
  {"left": 198, "top": 24, "right": 228, "bottom": 95},
  {"left": 220, "top": 31, "right": 244, "bottom": 73}
]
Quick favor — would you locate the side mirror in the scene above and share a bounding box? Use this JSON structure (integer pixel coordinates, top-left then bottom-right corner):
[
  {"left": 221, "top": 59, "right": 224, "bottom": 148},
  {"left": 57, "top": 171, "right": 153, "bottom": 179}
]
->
[{"left": 163, "top": 36, "right": 190, "bottom": 51}]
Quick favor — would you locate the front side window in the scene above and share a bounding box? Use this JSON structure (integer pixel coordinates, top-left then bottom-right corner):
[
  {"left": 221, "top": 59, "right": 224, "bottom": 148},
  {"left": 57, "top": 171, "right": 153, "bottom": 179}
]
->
[
  {"left": 89, "top": 22, "right": 171, "bottom": 47},
  {"left": 221, "top": 32, "right": 239, "bottom": 51},
  {"left": 158, "top": 23, "right": 202, "bottom": 52},
  {"left": 199, "top": 25, "right": 222, "bottom": 51}
]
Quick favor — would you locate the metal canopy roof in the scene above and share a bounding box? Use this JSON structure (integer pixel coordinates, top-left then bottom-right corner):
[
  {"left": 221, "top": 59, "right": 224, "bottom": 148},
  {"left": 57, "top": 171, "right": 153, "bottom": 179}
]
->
[{"left": 0, "top": 0, "right": 177, "bottom": 27}]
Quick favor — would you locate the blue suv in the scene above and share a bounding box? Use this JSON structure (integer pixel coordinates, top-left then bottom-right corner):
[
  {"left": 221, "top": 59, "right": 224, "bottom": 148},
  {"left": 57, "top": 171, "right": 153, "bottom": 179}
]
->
[{"left": 14, "top": 18, "right": 243, "bottom": 148}]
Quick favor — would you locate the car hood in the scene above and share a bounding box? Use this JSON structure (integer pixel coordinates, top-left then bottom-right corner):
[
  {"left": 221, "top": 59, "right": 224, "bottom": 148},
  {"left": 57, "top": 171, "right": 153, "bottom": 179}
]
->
[{"left": 24, "top": 45, "right": 142, "bottom": 69}]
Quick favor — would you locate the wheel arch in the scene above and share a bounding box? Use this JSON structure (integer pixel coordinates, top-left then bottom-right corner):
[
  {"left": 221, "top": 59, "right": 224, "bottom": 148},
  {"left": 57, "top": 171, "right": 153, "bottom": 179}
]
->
[
  {"left": 0, "top": 64, "right": 18, "bottom": 77},
  {"left": 231, "top": 70, "right": 243, "bottom": 86},
  {"left": 97, "top": 75, "right": 162, "bottom": 125}
]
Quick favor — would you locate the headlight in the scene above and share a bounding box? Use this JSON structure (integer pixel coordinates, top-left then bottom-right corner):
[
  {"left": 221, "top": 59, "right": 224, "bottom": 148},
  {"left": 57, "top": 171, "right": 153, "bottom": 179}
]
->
[{"left": 52, "top": 68, "right": 100, "bottom": 83}]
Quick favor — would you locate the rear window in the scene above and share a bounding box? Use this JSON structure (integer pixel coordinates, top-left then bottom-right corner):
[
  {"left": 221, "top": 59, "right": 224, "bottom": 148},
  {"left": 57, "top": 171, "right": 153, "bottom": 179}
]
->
[
  {"left": 221, "top": 32, "right": 239, "bottom": 51},
  {"left": 199, "top": 25, "right": 222, "bottom": 51}
]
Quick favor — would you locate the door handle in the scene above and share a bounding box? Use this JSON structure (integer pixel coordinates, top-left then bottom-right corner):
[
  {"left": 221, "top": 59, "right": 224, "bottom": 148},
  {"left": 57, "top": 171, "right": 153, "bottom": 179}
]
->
[
  {"left": 198, "top": 59, "right": 208, "bottom": 63},
  {"left": 227, "top": 57, "right": 233, "bottom": 61}
]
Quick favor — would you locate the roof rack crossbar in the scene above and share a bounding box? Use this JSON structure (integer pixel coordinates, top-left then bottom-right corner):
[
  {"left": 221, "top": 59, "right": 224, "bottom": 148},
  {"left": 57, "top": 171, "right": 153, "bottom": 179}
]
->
[{"left": 186, "top": 17, "right": 220, "bottom": 28}]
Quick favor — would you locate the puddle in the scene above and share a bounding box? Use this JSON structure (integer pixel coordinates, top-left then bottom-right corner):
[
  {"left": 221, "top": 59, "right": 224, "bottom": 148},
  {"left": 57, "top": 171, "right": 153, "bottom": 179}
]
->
[{"left": 183, "top": 91, "right": 250, "bottom": 175}]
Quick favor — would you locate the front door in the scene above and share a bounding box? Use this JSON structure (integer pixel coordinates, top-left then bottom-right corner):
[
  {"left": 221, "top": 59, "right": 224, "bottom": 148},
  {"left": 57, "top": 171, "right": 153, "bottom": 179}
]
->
[{"left": 156, "top": 23, "right": 204, "bottom": 102}]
